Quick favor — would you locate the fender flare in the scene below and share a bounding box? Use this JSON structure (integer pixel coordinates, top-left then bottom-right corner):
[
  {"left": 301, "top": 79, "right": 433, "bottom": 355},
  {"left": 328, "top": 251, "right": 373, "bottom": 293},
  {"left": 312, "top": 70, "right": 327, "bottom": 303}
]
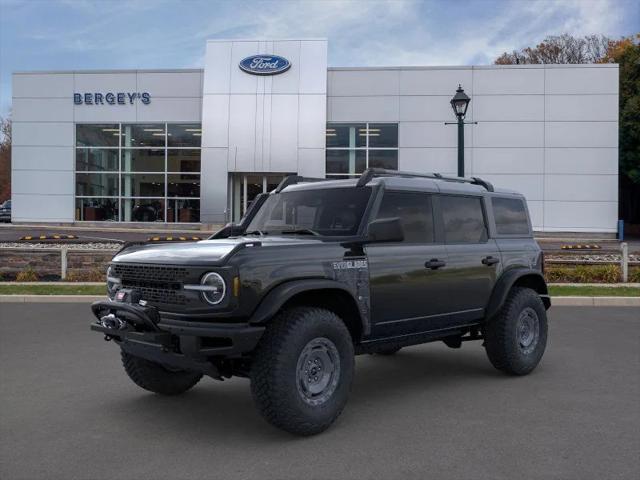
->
[
  {"left": 485, "top": 268, "right": 550, "bottom": 320},
  {"left": 249, "top": 279, "right": 365, "bottom": 328}
]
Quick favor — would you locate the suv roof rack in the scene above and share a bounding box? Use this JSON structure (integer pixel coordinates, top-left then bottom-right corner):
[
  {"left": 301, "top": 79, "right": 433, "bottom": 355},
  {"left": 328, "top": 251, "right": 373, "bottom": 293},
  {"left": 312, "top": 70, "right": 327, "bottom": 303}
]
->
[
  {"left": 356, "top": 168, "right": 494, "bottom": 192},
  {"left": 274, "top": 175, "right": 327, "bottom": 193}
]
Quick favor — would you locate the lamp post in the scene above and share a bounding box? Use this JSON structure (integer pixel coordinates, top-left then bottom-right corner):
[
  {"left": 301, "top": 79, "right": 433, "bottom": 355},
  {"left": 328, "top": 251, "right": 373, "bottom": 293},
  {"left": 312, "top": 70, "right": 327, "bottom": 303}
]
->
[{"left": 446, "top": 84, "right": 474, "bottom": 177}]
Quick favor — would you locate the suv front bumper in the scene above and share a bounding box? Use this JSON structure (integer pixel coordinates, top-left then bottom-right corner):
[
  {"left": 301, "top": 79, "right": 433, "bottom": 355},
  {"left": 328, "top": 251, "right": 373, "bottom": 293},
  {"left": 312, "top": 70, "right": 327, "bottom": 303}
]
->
[{"left": 90, "top": 301, "right": 264, "bottom": 375}]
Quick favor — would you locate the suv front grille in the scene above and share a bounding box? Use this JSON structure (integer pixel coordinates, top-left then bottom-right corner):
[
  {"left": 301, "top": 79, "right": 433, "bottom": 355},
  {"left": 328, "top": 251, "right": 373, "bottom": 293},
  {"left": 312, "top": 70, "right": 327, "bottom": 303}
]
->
[
  {"left": 113, "top": 264, "right": 192, "bottom": 306},
  {"left": 113, "top": 264, "right": 190, "bottom": 283}
]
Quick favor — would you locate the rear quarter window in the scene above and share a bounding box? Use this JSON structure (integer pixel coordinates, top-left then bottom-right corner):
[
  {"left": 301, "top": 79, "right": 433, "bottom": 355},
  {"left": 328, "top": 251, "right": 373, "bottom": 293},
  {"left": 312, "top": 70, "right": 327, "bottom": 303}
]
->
[{"left": 492, "top": 197, "right": 530, "bottom": 235}]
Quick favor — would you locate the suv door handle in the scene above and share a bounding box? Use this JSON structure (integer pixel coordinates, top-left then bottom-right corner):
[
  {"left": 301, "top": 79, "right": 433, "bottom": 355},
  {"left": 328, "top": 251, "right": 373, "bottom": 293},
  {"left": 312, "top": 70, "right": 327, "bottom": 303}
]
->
[
  {"left": 425, "top": 259, "right": 446, "bottom": 270},
  {"left": 482, "top": 256, "right": 500, "bottom": 266}
]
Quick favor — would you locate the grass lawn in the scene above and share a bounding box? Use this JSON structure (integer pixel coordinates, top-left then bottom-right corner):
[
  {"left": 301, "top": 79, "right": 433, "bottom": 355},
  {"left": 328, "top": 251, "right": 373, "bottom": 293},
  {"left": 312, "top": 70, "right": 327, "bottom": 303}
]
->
[
  {"left": 0, "top": 284, "right": 638, "bottom": 297},
  {"left": 548, "top": 285, "right": 640, "bottom": 297},
  {"left": 0, "top": 284, "right": 105, "bottom": 295}
]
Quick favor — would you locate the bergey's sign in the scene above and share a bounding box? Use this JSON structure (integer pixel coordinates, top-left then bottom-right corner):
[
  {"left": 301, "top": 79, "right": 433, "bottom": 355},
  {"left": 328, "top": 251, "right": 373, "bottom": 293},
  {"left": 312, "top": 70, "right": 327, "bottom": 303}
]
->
[
  {"left": 239, "top": 55, "right": 291, "bottom": 75},
  {"left": 74, "top": 92, "right": 151, "bottom": 105}
]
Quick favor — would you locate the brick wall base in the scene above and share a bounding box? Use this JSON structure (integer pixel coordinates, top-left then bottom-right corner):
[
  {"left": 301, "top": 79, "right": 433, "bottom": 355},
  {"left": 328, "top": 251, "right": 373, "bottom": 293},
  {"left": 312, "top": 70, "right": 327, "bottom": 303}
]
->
[{"left": 0, "top": 249, "right": 115, "bottom": 281}]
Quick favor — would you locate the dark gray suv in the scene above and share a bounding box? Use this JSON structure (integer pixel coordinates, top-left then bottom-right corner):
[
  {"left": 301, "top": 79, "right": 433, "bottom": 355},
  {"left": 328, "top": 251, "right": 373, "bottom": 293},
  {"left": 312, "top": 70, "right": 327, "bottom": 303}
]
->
[
  {"left": 91, "top": 169, "right": 550, "bottom": 435},
  {"left": 0, "top": 200, "right": 10, "bottom": 223}
]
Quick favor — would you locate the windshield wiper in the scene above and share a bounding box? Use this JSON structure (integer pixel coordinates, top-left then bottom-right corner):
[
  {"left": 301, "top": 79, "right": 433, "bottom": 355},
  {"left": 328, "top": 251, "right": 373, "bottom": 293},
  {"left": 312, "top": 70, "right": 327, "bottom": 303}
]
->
[
  {"left": 278, "top": 228, "right": 320, "bottom": 236},
  {"left": 244, "top": 230, "right": 266, "bottom": 236}
]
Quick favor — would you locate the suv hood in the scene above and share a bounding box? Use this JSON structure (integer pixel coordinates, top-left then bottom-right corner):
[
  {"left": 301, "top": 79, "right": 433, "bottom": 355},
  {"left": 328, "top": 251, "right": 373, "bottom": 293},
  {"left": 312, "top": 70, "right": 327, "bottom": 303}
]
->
[{"left": 112, "top": 235, "right": 326, "bottom": 266}]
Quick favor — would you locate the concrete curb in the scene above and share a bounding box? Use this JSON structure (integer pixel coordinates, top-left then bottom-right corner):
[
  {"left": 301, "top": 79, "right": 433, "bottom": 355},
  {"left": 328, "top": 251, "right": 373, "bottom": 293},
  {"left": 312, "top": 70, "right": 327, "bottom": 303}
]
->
[
  {"left": 0, "top": 282, "right": 104, "bottom": 286},
  {"left": 1, "top": 295, "right": 639, "bottom": 306},
  {"left": 548, "top": 283, "right": 640, "bottom": 288},
  {"left": 550, "top": 296, "right": 640, "bottom": 307},
  {"left": 0, "top": 295, "right": 106, "bottom": 303}
]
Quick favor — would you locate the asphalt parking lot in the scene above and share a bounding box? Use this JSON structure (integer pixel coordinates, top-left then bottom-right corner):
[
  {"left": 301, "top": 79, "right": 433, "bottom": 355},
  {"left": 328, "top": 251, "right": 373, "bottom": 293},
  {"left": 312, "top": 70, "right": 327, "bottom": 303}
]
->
[{"left": 1, "top": 304, "right": 638, "bottom": 480}]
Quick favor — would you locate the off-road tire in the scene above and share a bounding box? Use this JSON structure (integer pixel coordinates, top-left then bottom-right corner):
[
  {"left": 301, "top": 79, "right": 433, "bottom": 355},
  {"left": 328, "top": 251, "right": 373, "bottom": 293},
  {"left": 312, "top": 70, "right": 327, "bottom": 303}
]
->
[
  {"left": 250, "top": 307, "right": 355, "bottom": 436},
  {"left": 484, "top": 287, "right": 548, "bottom": 375},
  {"left": 375, "top": 346, "right": 402, "bottom": 356},
  {"left": 121, "top": 351, "right": 202, "bottom": 395}
]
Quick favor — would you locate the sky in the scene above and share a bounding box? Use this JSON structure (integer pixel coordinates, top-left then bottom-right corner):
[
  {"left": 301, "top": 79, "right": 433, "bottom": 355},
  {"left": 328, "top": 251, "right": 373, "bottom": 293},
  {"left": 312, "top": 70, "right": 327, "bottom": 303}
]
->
[{"left": 0, "top": 0, "right": 638, "bottom": 116}]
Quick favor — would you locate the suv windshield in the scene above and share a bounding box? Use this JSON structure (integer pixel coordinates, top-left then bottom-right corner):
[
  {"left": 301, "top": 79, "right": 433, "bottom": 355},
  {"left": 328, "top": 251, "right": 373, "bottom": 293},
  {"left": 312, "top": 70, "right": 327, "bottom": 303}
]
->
[{"left": 246, "top": 187, "right": 372, "bottom": 237}]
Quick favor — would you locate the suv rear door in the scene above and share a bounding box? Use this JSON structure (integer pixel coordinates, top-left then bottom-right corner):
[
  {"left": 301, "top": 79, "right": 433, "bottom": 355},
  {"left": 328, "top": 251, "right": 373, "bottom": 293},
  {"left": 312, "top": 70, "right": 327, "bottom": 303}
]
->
[
  {"left": 366, "top": 190, "right": 450, "bottom": 337},
  {"left": 437, "top": 194, "right": 501, "bottom": 324}
]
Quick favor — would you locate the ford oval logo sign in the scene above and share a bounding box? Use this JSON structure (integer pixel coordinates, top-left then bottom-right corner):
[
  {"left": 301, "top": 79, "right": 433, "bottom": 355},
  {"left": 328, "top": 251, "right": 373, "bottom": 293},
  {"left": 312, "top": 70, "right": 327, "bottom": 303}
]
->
[{"left": 239, "top": 55, "right": 291, "bottom": 75}]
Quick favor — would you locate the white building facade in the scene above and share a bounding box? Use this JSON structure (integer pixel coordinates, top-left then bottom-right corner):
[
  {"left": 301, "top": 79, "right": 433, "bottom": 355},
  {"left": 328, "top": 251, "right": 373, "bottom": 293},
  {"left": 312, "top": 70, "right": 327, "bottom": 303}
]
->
[{"left": 11, "top": 39, "right": 619, "bottom": 232}]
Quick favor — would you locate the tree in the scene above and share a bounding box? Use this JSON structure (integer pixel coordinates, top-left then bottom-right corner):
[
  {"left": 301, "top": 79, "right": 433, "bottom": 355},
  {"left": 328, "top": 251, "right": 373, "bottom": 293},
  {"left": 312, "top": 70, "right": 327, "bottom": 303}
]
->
[
  {"left": 495, "top": 33, "right": 640, "bottom": 228},
  {"left": 0, "top": 116, "right": 10, "bottom": 203},
  {"left": 495, "top": 34, "right": 610, "bottom": 65},
  {"left": 601, "top": 34, "right": 640, "bottom": 225}
]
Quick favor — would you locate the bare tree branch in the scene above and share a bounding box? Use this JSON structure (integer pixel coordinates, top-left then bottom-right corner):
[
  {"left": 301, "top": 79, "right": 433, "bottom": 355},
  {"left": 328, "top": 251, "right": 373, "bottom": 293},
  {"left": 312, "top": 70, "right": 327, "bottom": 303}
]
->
[{"left": 494, "top": 34, "right": 611, "bottom": 64}]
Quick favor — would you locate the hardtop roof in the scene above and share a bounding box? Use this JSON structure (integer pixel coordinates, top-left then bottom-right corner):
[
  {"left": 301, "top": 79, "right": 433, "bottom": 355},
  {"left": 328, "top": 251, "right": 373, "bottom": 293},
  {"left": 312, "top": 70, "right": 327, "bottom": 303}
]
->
[{"left": 280, "top": 176, "right": 522, "bottom": 197}]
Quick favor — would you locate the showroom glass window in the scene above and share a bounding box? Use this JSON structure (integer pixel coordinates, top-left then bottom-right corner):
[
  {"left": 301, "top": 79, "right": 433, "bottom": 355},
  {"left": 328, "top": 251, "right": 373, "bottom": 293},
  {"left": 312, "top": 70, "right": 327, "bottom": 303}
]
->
[
  {"left": 325, "top": 123, "right": 398, "bottom": 178},
  {"left": 75, "top": 124, "right": 201, "bottom": 222}
]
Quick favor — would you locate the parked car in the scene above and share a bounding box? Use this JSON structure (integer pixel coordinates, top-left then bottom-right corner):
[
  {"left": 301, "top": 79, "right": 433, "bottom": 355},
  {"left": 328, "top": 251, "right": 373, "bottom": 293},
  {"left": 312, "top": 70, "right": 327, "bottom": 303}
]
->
[
  {"left": 90, "top": 168, "right": 550, "bottom": 435},
  {"left": 0, "top": 199, "right": 11, "bottom": 222}
]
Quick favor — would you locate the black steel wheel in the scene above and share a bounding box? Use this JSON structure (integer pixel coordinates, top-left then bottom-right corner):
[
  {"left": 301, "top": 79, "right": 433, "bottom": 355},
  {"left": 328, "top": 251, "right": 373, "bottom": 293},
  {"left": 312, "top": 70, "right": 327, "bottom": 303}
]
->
[
  {"left": 296, "top": 337, "right": 342, "bottom": 406},
  {"left": 484, "top": 287, "right": 548, "bottom": 375},
  {"left": 250, "top": 307, "right": 354, "bottom": 436}
]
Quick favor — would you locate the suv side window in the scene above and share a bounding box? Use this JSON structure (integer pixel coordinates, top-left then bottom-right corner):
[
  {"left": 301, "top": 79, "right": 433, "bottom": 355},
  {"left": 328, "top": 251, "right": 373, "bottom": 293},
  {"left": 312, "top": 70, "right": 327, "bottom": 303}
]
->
[
  {"left": 492, "top": 197, "right": 530, "bottom": 235},
  {"left": 441, "top": 195, "right": 487, "bottom": 244},
  {"left": 375, "top": 191, "right": 434, "bottom": 243}
]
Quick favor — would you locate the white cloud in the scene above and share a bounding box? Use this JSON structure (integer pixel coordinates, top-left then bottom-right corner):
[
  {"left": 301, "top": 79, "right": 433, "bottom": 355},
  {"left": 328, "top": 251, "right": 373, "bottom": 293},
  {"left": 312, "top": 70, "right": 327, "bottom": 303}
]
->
[
  {"left": 191, "top": 0, "right": 629, "bottom": 66},
  {"left": 0, "top": 0, "right": 634, "bottom": 115},
  {"left": 8, "top": 0, "right": 631, "bottom": 67}
]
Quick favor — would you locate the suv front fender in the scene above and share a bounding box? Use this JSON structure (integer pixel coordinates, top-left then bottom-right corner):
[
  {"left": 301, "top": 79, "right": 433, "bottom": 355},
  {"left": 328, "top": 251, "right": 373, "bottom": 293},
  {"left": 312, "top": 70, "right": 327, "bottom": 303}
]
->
[
  {"left": 485, "top": 268, "right": 550, "bottom": 320},
  {"left": 248, "top": 279, "right": 368, "bottom": 335}
]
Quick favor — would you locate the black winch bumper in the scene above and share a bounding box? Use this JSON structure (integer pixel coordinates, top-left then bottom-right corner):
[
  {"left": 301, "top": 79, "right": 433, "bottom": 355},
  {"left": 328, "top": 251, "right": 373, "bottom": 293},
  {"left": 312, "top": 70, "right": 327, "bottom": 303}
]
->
[{"left": 90, "top": 301, "right": 264, "bottom": 376}]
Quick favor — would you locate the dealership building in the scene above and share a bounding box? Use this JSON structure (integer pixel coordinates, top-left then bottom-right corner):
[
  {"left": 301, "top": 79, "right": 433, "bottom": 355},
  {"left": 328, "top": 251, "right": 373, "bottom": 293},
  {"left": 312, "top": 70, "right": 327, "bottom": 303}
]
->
[{"left": 11, "top": 39, "right": 619, "bottom": 232}]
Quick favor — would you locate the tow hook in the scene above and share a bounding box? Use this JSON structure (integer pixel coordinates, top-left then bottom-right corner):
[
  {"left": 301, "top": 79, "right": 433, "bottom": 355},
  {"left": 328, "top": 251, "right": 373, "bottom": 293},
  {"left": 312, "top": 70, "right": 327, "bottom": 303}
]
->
[{"left": 100, "top": 313, "right": 127, "bottom": 330}]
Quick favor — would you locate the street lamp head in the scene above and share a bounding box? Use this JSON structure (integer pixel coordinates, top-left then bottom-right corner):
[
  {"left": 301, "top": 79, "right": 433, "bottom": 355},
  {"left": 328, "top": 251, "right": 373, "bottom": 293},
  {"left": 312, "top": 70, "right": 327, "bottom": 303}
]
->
[{"left": 450, "top": 84, "right": 470, "bottom": 119}]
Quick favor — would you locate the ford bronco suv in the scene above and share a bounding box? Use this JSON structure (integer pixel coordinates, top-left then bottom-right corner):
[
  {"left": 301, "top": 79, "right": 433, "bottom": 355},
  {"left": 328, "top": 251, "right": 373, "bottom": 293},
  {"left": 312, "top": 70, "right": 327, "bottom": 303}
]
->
[{"left": 91, "top": 168, "right": 550, "bottom": 435}]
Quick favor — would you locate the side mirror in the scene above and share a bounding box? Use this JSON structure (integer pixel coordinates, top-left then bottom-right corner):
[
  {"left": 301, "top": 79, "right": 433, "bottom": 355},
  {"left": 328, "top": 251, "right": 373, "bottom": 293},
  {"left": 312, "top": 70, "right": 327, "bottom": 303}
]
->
[{"left": 366, "top": 217, "right": 404, "bottom": 243}]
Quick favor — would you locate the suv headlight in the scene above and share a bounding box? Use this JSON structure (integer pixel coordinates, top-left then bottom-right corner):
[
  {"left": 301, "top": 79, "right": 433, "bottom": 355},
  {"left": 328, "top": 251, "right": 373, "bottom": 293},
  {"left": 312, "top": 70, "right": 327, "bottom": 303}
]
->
[
  {"left": 185, "top": 272, "right": 226, "bottom": 305},
  {"left": 106, "top": 265, "right": 121, "bottom": 296}
]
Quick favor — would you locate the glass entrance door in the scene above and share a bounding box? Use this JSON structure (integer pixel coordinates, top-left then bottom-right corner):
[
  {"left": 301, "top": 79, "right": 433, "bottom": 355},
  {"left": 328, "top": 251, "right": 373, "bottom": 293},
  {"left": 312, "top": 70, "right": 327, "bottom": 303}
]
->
[{"left": 230, "top": 173, "right": 290, "bottom": 222}]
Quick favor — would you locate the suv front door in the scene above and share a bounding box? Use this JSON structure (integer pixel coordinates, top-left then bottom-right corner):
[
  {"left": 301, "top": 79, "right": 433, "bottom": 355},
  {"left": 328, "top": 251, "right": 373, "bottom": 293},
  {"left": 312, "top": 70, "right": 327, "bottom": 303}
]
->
[
  {"left": 366, "top": 191, "right": 450, "bottom": 338},
  {"left": 438, "top": 194, "right": 500, "bottom": 325}
]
